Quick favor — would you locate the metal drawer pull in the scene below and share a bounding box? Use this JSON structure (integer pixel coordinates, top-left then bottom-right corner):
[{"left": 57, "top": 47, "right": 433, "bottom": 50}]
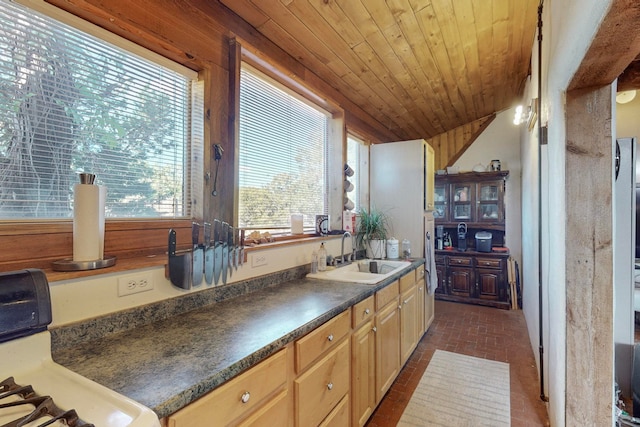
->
[
  {"left": 327, "top": 382, "right": 333, "bottom": 390},
  {"left": 327, "top": 334, "right": 334, "bottom": 342},
  {"left": 364, "top": 308, "right": 370, "bottom": 315},
  {"left": 241, "top": 391, "right": 250, "bottom": 403}
]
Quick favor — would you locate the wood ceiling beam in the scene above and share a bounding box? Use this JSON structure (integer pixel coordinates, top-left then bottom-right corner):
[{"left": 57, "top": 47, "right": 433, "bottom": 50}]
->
[
  {"left": 568, "top": 0, "right": 640, "bottom": 91},
  {"left": 617, "top": 60, "right": 640, "bottom": 92}
]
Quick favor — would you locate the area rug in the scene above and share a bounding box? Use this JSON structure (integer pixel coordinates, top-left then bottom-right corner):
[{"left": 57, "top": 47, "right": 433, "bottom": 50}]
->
[{"left": 397, "top": 350, "right": 510, "bottom": 426}]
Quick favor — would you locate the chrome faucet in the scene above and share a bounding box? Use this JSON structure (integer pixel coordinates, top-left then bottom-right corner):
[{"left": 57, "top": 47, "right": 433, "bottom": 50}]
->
[{"left": 340, "top": 231, "right": 352, "bottom": 264}]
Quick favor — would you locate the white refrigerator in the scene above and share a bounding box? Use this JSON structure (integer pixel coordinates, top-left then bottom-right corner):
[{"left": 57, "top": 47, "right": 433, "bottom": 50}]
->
[{"left": 370, "top": 139, "right": 437, "bottom": 294}]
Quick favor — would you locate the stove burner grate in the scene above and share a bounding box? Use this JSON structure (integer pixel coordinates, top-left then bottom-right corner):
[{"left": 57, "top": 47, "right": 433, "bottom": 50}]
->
[{"left": 0, "top": 377, "right": 95, "bottom": 427}]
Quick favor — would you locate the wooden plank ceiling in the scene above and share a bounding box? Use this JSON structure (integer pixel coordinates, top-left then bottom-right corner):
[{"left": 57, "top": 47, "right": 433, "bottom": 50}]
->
[{"left": 218, "top": 0, "right": 539, "bottom": 142}]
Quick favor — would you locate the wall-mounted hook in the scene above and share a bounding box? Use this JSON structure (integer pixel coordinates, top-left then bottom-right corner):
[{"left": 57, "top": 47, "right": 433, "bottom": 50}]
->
[{"left": 212, "top": 144, "right": 224, "bottom": 196}]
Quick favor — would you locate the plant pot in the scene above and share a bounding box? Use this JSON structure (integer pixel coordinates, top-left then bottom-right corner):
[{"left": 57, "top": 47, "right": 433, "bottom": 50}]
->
[{"left": 366, "top": 239, "right": 386, "bottom": 259}]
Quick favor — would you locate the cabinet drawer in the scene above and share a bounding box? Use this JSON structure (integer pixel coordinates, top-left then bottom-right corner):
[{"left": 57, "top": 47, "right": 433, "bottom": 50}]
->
[
  {"left": 376, "top": 280, "right": 399, "bottom": 310},
  {"left": 319, "top": 394, "right": 349, "bottom": 427},
  {"left": 238, "top": 389, "right": 289, "bottom": 427},
  {"left": 295, "top": 339, "right": 350, "bottom": 427},
  {"left": 448, "top": 256, "right": 472, "bottom": 267},
  {"left": 167, "top": 348, "right": 287, "bottom": 427},
  {"left": 415, "top": 268, "right": 425, "bottom": 282},
  {"left": 399, "top": 271, "right": 415, "bottom": 293},
  {"left": 476, "top": 258, "right": 502, "bottom": 269},
  {"left": 296, "top": 309, "right": 350, "bottom": 373},
  {"left": 352, "top": 295, "right": 375, "bottom": 328}
]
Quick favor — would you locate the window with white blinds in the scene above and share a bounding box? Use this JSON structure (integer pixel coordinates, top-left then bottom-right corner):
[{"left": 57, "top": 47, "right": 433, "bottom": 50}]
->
[
  {"left": 0, "top": 0, "right": 198, "bottom": 219},
  {"left": 238, "top": 64, "right": 328, "bottom": 230}
]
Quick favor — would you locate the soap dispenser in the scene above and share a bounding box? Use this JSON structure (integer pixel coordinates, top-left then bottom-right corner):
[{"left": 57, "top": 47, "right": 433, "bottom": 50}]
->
[{"left": 318, "top": 243, "right": 327, "bottom": 271}]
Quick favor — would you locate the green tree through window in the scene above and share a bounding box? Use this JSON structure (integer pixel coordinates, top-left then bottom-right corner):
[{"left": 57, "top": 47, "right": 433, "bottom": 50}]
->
[{"left": 0, "top": 1, "right": 194, "bottom": 219}]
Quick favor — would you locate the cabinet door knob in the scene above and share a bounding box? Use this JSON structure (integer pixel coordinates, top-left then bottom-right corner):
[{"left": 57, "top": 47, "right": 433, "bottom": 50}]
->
[
  {"left": 372, "top": 326, "right": 377, "bottom": 333},
  {"left": 241, "top": 391, "right": 250, "bottom": 403},
  {"left": 364, "top": 308, "right": 370, "bottom": 315},
  {"left": 327, "top": 382, "right": 333, "bottom": 390},
  {"left": 327, "top": 334, "right": 334, "bottom": 342},
  {"left": 403, "top": 299, "right": 409, "bottom": 305},
  {"left": 398, "top": 305, "right": 402, "bottom": 310}
]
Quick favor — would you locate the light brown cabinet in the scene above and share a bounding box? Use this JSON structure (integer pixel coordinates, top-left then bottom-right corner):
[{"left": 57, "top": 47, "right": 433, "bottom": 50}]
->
[
  {"left": 294, "top": 309, "right": 350, "bottom": 427},
  {"left": 399, "top": 285, "right": 418, "bottom": 365},
  {"left": 164, "top": 264, "right": 432, "bottom": 427},
  {"left": 295, "top": 338, "right": 350, "bottom": 427},
  {"left": 350, "top": 296, "right": 376, "bottom": 427},
  {"left": 374, "top": 295, "right": 400, "bottom": 403},
  {"left": 166, "top": 348, "right": 289, "bottom": 427}
]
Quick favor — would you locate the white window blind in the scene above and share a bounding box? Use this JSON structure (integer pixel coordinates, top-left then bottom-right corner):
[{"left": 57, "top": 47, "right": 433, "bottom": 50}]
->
[
  {"left": 0, "top": 0, "right": 195, "bottom": 219},
  {"left": 238, "top": 65, "right": 328, "bottom": 229}
]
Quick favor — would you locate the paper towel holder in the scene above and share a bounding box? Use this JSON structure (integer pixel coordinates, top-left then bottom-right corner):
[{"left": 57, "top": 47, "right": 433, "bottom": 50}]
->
[{"left": 52, "top": 255, "right": 116, "bottom": 271}]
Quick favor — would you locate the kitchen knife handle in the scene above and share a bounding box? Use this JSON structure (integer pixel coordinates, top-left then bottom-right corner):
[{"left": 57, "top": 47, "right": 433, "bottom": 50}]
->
[
  {"left": 214, "top": 219, "right": 221, "bottom": 244},
  {"left": 204, "top": 222, "right": 211, "bottom": 245},
  {"left": 168, "top": 229, "right": 177, "bottom": 256},
  {"left": 192, "top": 222, "right": 200, "bottom": 247}
]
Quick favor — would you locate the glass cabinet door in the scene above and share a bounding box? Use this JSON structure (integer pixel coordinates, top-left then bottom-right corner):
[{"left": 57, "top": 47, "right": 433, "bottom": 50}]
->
[
  {"left": 433, "top": 184, "right": 448, "bottom": 221},
  {"left": 476, "top": 182, "right": 503, "bottom": 223},
  {"left": 452, "top": 184, "right": 472, "bottom": 220}
]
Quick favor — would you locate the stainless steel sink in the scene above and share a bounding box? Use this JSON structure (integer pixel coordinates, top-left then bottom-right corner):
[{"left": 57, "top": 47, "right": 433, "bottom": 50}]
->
[{"left": 306, "top": 259, "right": 411, "bottom": 284}]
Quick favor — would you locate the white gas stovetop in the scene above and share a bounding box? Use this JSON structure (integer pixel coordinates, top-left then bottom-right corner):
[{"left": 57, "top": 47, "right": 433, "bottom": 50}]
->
[{"left": 0, "top": 331, "right": 160, "bottom": 427}]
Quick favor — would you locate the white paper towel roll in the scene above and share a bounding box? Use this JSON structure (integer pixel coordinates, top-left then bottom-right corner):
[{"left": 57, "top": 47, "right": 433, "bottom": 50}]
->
[
  {"left": 98, "top": 185, "right": 107, "bottom": 259},
  {"left": 73, "top": 183, "right": 101, "bottom": 261}
]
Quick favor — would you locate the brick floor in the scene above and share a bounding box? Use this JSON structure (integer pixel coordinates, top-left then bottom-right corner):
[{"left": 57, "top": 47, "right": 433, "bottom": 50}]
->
[{"left": 365, "top": 300, "right": 550, "bottom": 427}]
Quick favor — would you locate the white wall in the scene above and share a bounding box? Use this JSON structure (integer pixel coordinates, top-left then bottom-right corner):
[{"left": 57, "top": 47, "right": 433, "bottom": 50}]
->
[
  {"left": 617, "top": 93, "right": 640, "bottom": 142},
  {"left": 518, "top": 1, "right": 615, "bottom": 425},
  {"left": 453, "top": 108, "right": 523, "bottom": 269},
  {"left": 49, "top": 237, "right": 351, "bottom": 327}
]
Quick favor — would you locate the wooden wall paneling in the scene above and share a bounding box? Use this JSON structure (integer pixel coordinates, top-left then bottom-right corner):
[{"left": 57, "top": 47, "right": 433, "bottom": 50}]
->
[
  {"left": 407, "top": 8, "right": 453, "bottom": 132},
  {"left": 212, "top": 1, "right": 401, "bottom": 143},
  {"left": 473, "top": 1, "right": 497, "bottom": 114},
  {"left": 426, "top": 114, "right": 496, "bottom": 170},
  {"left": 0, "top": 220, "right": 191, "bottom": 272},
  {"left": 333, "top": 0, "right": 440, "bottom": 134},
  {"left": 284, "top": 0, "right": 425, "bottom": 138},
  {"left": 565, "top": 86, "right": 614, "bottom": 426},
  {"left": 208, "top": 62, "right": 233, "bottom": 224},
  {"left": 429, "top": 0, "right": 473, "bottom": 122},
  {"left": 45, "top": 0, "right": 224, "bottom": 70},
  {"left": 452, "top": 0, "right": 484, "bottom": 114},
  {"left": 489, "top": 0, "right": 510, "bottom": 110},
  {"left": 227, "top": 38, "right": 242, "bottom": 226},
  {"left": 372, "top": 23, "right": 441, "bottom": 137},
  {"left": 217, "top": 0, "right": 271, "bottom": 28},
  {"left": 414, "top": 3, "right": 464, "bottom": 128}
]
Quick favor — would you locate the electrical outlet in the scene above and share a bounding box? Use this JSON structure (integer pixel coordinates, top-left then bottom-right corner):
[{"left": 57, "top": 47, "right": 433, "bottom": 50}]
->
[
  {"left": 251, "top": 253, "right": 268, "bottom": 267},
  {"left": 118, "top": 273, "right": 154, "bottom": 297}
]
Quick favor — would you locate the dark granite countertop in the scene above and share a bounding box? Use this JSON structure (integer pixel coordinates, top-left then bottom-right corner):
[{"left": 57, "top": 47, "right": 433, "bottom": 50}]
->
[{"left": 52, "top": 260, "right": 423, "bottom": 419}]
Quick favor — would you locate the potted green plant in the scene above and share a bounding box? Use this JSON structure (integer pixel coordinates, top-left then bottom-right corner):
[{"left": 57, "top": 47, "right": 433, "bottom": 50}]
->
[{"left": 356, "top": 207, "right": 389, "bottom": 259}]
